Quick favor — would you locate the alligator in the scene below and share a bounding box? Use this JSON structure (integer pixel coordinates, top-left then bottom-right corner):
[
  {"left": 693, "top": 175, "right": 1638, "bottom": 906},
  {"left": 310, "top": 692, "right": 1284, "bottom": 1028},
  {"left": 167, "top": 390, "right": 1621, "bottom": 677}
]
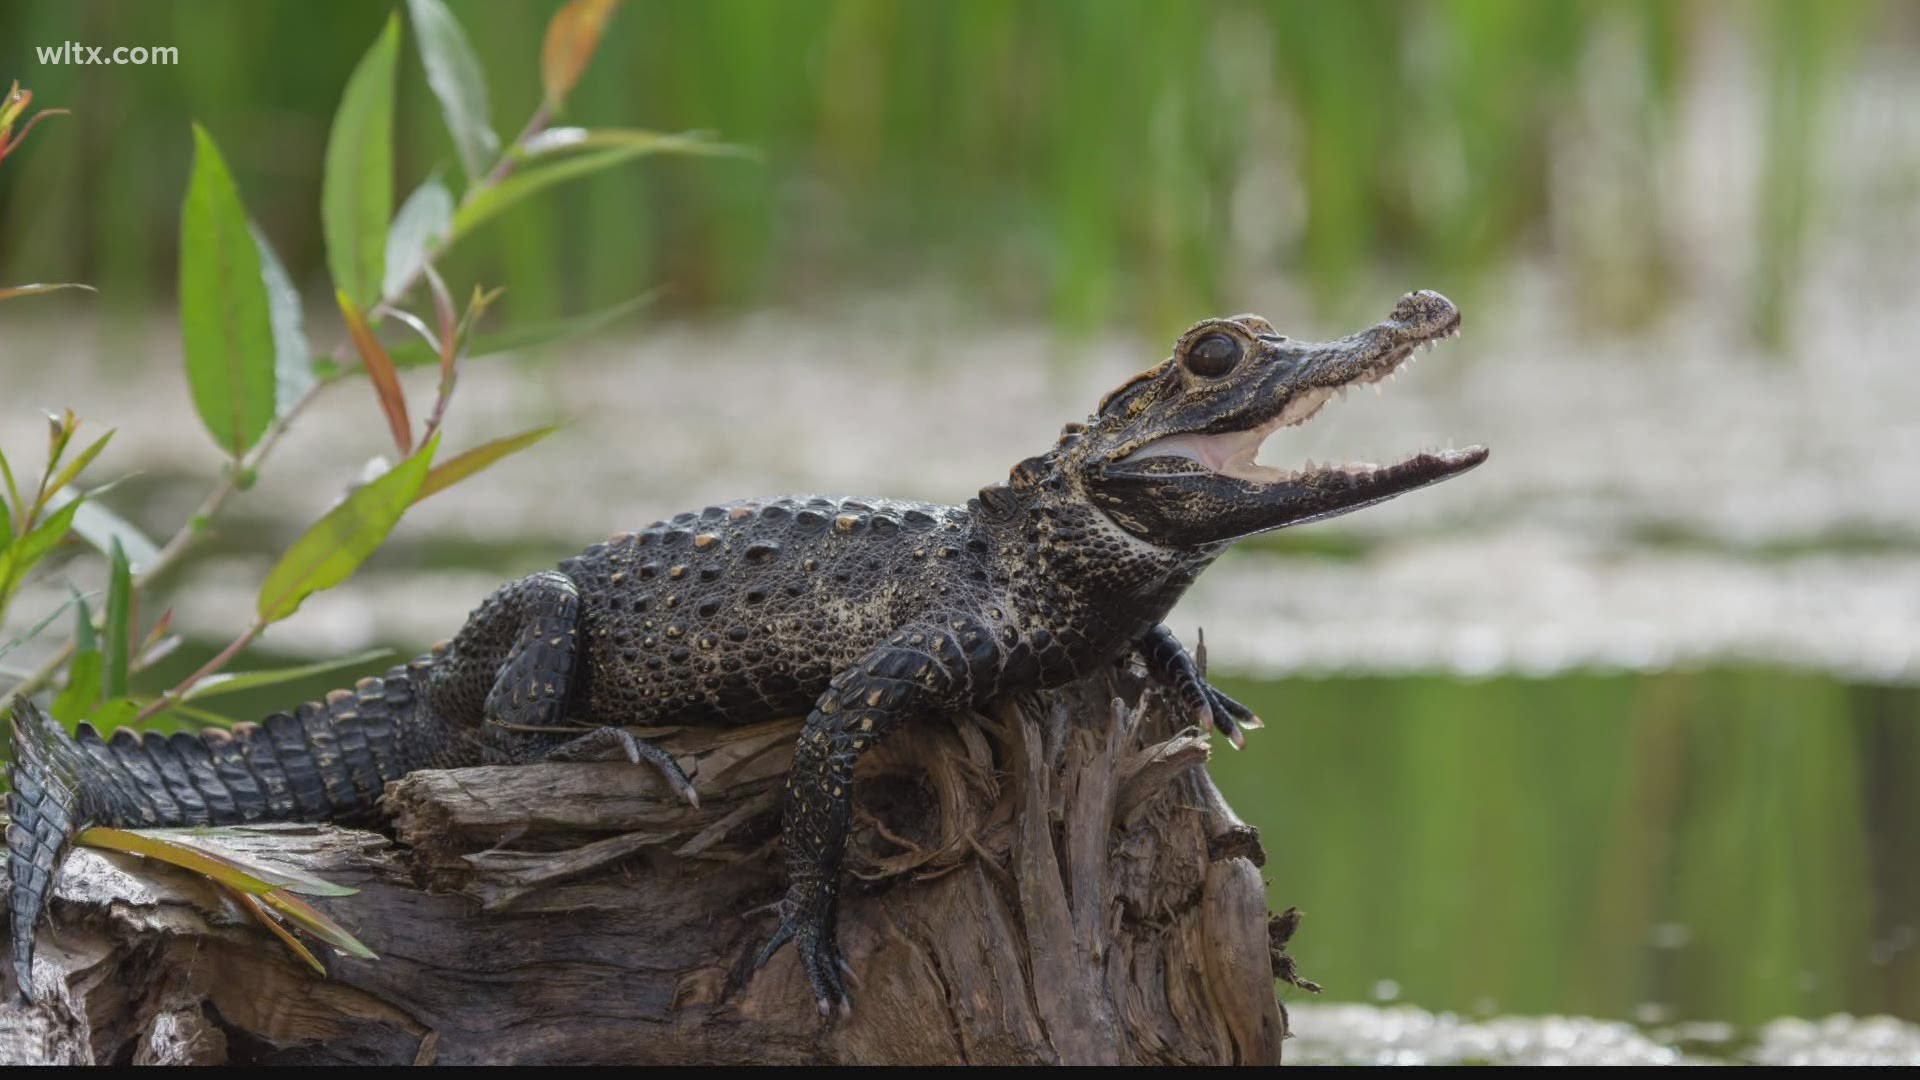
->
[{"left": 6, "top": 290, "right": 1485, "bottom": 1015}]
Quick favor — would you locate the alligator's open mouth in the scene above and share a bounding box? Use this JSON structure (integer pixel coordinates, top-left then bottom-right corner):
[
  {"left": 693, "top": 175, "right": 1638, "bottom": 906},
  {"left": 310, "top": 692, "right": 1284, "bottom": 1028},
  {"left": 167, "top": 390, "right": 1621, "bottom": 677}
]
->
[{"left": 1117, "top": 291, "right": 1486, "bottom": 501}]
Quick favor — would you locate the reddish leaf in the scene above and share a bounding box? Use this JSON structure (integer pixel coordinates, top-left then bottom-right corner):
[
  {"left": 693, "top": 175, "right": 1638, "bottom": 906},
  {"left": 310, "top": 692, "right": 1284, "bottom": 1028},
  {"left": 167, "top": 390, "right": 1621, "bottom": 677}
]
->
[
  {"left": 541, "top": 0, "right": 620, "bottom": 111},
  {"left": 336, "top": 290, "right": 413, "bottom": 456}
]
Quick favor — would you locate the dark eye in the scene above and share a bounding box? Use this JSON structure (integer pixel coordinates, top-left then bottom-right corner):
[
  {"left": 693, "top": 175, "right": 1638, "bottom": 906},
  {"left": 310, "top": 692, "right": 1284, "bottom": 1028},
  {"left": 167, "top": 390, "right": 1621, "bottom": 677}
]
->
[{"left": 1186, "top": 333, "right": 1242, "bottom": 378}]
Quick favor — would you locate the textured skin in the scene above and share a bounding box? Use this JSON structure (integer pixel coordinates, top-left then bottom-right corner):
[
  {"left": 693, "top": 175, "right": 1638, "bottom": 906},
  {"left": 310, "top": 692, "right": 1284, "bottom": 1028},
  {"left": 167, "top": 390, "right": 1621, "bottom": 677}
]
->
[{"left": 7, "top": 294, "right": 1486, "bottom": 1012}]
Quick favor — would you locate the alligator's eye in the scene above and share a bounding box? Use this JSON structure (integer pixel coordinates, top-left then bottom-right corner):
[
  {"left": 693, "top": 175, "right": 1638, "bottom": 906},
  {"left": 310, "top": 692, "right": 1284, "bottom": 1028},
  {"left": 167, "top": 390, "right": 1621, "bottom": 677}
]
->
[{"left": 1185, "top": 333, "right": 1242, "bottom": 378}]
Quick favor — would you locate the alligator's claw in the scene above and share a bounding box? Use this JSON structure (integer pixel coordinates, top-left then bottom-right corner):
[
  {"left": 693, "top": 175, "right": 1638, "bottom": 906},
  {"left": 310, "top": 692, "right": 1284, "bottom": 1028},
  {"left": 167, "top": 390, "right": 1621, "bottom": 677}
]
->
[
  {"left": 1202, "top": 684, "right": 1261, "bottom": 747},
  {"left": 753, "top": 903, "right": 852, "bottom": 1017}
]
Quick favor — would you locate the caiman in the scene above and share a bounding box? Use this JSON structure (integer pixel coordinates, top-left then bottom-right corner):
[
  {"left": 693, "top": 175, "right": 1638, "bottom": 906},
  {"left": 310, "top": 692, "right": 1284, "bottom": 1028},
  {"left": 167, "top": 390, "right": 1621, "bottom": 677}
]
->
[{"left": 6, "top": 291, "right": 1485, "bottom": 1015}]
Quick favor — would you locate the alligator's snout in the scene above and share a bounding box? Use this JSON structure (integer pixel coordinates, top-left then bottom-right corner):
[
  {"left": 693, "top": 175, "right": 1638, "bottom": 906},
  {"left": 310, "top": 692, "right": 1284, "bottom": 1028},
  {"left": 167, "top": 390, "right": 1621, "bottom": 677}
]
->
[{"left": 1386, "top": 289, "right": 1461, "bottom": 343}]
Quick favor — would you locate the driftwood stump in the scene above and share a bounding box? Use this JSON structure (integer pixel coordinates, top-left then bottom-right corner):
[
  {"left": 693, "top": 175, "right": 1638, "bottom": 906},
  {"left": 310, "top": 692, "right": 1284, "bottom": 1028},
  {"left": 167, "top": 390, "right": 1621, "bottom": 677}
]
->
[{"left": 0, "top": 668, "right": 1293, "bottom": 1065}]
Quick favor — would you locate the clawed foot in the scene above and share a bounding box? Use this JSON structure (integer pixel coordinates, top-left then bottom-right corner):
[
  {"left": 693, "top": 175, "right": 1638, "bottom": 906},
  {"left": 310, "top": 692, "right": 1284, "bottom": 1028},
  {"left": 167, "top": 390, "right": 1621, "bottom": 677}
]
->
[
  {"left": 752, "top": 898, "right": 855, "bottom": 1018},
  {"left": 1139, "top": 625, "right": 1264, "bottom": 749},
  {"left": 542, "top": 725, "right": 700, "bottom": 808},
  {"left": 1194, "top": 681, "right": 1262, "bottom": 749}
]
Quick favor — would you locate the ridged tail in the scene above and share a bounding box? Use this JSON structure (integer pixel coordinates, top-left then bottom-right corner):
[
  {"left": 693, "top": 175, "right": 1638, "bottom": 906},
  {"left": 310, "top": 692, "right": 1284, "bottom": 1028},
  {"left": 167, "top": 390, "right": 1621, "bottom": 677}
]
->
[{"left": 6, "top": 657, "right": 443, "bottom": 1000}]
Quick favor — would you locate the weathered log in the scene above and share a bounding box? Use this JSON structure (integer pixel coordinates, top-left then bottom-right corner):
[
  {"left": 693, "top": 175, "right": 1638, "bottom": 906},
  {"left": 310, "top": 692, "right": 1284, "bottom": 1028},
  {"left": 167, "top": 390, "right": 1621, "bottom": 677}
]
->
[{"left": 0, "top": 668, "right": 1294, "bottom": 1065}]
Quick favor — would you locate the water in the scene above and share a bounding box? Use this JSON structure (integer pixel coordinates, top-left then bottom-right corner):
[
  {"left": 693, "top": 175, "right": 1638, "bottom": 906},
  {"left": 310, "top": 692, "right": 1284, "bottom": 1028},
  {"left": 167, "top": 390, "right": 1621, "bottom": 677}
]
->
[{"left": 1207, "top": 669, "right": 1920, "bottom": 1029}]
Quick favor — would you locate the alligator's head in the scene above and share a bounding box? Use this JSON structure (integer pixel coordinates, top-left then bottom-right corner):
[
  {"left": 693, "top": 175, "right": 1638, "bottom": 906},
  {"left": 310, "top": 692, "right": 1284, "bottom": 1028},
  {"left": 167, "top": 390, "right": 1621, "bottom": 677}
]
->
[{"left": 1052, "top": 290, "right": 1487, "bottom": 548}]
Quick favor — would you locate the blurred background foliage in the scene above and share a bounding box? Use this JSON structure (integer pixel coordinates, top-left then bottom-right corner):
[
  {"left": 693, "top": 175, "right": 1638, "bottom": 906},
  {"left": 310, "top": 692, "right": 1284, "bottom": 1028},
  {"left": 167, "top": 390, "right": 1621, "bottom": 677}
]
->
[{"left": 0, "top": 0, "right": 1890, "bottom": 342}]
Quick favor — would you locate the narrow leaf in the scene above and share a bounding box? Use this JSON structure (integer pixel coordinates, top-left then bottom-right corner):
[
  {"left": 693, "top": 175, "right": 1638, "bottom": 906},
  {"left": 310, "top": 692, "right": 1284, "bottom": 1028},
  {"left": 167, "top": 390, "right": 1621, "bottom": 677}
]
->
[
  {"left": 52, "top": 650, "right": 102, "bottom": 724},
  {"left": 415, "top": 425, "right": 561, "bottom": 503},
  {"left": 387, "top": 294, "right": 652, "bottom": 368},
  {"left": 67, "top": 498, "right": 161, "bottom": 575},
  {"left": 253, "top": 226, "right": 316, "bottom": 418},
  {"left": 0, "top": 444, "right": 22, "bottom": 526},
  {"left": 451, "top": 133, "right": 731, "bottom": 242},
  {"left": 163, "top": 701, "right": 237, "bottom": 728},
  {"left": 0, "top": 282, "right": 96, "bottom": 302},
  {"left": 103, "top": 538, "right": 132, "bottom": 697},
  {"left": 323, "top": 15, "right": 400, "bottom": 309},
  {"left": 406, "top": 0, "right": 499, "bottom": 180},
  {"left": 44, "top": 431, "right": 112, "bottom": 503},
  {"left": 77, "top": 825, "right": 280, "bottom": 895},
  {"left": 0, "top": 592, "right": 90, "bottom": 667},
  {"left": 180, "top": 124, "right": 277, "bottom": 458},
  {"left": 256, "top": 434, "right": 439, "bottom": 624},
  {"left": 0, "top": 497, "right": 83, "bottom": 597},
  {"left": 541, "top": 0, "right": 619, "bottom": 110},
  {"left": 382, "top": 176, "right": 453, "bottom": 301},
  {"left": 157, "top": 827, "right": 364, "bottom": 898},
  {"left": 72, "top": 591, "right": 98, "bottom": 654},
  {"left": 231, "top": 887, "right": 327, "bottom": 974},
  {"left": 259, "top": 888, "right": 380, "bottom": 959},
  {"left": 337, "top": 291, "right": 413, "bottom": 456},
  {"left": 184, "top": 647, "right": 393, "bottom": 701}
]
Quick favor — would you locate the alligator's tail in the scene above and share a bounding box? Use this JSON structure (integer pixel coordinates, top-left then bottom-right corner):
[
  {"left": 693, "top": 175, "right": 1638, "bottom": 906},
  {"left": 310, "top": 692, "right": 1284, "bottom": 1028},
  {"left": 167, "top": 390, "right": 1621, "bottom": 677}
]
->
[{"left": 6, "top": 656, "right": 442, "bottom": 1001}]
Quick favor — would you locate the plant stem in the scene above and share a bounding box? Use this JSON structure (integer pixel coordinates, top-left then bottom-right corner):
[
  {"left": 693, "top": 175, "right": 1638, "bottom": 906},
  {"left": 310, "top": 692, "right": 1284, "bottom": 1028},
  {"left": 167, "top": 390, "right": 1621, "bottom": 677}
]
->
[{"left": 133, "top": 618, "right": 264, "bottom": 724}]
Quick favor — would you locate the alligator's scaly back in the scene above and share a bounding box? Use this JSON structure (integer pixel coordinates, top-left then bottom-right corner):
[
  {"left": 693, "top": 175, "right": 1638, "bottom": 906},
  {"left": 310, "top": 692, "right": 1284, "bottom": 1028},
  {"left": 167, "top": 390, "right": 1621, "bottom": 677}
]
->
[{"left": 5, "top": 654, "right": 461, "bottom": 999}]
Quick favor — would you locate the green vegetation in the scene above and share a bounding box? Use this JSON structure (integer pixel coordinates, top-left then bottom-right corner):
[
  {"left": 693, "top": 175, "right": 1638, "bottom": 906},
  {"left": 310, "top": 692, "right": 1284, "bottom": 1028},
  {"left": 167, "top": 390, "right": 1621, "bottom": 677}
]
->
[
  {"left": 0, "top": 0, "right": 1887, "bottom": 341},
  {"left": 0, "top": 0, "right": 723, "bottom": 748}
]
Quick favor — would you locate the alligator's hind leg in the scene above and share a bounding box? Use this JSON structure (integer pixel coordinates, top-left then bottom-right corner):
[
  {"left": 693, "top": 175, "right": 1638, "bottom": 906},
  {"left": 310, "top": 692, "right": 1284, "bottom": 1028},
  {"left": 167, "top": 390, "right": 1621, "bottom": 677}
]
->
[
  {"left": 1137, "top": 623, "right": 1262, "bottom": 748},
  {"left": 430, "top": 570, "right": 586, "bottom": 733},
  {"left": 429, "top": 571, "right": 696, "bottom": 803}
]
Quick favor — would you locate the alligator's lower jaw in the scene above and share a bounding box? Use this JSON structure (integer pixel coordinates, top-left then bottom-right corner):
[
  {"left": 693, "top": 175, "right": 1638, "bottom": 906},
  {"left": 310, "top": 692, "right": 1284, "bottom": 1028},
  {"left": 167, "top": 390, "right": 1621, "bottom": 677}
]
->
[{"left": 1255, "top": 445, "right": 1490, "bottom": 495}]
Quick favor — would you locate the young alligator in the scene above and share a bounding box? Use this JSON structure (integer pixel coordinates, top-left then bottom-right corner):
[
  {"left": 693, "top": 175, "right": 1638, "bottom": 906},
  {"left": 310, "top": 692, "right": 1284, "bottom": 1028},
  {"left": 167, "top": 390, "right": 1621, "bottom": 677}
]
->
[{"left": 6, "top": 291, "right": 1486, "bottom": 1013}]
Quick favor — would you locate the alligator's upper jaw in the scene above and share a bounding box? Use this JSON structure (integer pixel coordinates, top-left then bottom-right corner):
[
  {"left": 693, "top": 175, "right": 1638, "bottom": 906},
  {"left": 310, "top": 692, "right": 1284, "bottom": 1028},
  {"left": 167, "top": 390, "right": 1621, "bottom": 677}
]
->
[{"left": 1111, "top": 290, "right": 1485, "bottom": 529}]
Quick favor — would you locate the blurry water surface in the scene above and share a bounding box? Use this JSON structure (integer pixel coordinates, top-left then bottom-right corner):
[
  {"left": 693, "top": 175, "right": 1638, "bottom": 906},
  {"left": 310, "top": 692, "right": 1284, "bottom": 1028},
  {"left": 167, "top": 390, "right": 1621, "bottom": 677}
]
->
[{"left": 1209, "top": 669, "right": 1920, "bottom": 1027}]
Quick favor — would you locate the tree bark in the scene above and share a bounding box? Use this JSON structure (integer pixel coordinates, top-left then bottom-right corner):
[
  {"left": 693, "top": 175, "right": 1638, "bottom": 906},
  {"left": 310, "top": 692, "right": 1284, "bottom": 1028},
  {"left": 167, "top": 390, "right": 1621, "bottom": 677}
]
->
[{"left": 0, "top": 668, "right": 1294, "bottom": 1065}]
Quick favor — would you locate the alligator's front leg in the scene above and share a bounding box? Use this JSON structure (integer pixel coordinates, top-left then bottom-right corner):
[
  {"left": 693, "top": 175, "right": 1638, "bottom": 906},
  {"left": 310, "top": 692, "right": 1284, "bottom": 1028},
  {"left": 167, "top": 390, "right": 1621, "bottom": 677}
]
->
[
  {"left": 754, "top": 616, "right": 995, "bottom": 1015},
  {"left": 1137, "top": 623, "right": 1263, "bottom": 748}
]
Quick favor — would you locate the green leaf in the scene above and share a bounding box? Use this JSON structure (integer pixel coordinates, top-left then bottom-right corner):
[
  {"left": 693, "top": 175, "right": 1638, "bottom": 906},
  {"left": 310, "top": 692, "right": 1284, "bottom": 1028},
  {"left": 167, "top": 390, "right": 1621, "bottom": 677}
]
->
[
  {"left": 173, "top": 828, "right": 363, "bottom": 897},
  {"left": 103, "top": 538, "right": 132, "bottom": 698},
  {"left": 450, "top": 132, "right": 736, "bottom": 243},
  {"left": 384, "top": 293, "right": 655, "bottom": 369},
  {"left": 44, "top": 430, "right": 112, "bottom": 504},
  {"left": 415, "top": 425, "right": 562, "bottom": 504},
  {"left": 86, "top": 696, "right": 142, "bottom": 733},
  {"left": 0, "top": 591, "right": 90, "bottom": 667},
  {"left": 260, "top": 888, "right": 380, "bottom": 958},
  {"left": 256, "top": 434, "right": 439, "bottom": 624},
  {"left": 183, "top": 647, "right": 394, "bottom": 701},
  {"left": 0, "top": 496, "right": 82, "bottom": 601},
  {"left": 406, "top": 0, "right": 498, "bottom": 181},
  {"left": 0, "top": 282, "right": 96, "bottom": 302},
  {"left": 72, "top": 590, "right": 97, "bottom": 654},
  {"left": 0, "top": 444, "right": 22, "bottom": 526},
  {"left": 323, "top": 14, "right": 400, "bottom": 310},
  {"left": 163, "top": 701, "right": 238, "bottom": 728},
  {"left": 52, "top": 650, "right": 102, "bottom": 724},
  {"left": 180, "top": 124, "right": 277, "bottom": 459},
  {"left": 252, "top": 226, "right": 316, "bottom": 418},
  {"left": 382, "top": 176, "right": 453, "bottom": 301}
]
